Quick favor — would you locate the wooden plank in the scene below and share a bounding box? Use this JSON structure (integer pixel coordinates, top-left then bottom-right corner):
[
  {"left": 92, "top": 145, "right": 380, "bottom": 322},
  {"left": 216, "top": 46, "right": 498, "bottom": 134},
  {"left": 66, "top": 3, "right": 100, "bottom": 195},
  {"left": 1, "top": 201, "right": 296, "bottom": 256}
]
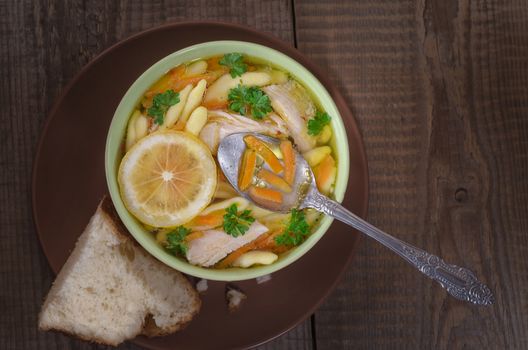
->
[
  {"left": 0, "top": 1, "right": 314, "bottom": 349},
  {"left": 258, "top": 319, "right": 314, "bottom": 350},
  {"left": 295, "top": 0, "right": 528, "bottom": 348}
]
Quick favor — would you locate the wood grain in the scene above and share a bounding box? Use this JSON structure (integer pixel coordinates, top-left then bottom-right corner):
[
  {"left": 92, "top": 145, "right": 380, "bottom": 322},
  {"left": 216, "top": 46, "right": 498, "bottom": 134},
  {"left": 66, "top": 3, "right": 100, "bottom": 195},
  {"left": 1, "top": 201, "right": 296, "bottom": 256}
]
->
[
  {"left": 294, "top": 0, "right": 528, "bottom": 349},
  {"left": 2, "top": 0, "right": 527, "bottom": 349},
  {"left": 0, "top": 1, "right": 313, "bottom": 349}
]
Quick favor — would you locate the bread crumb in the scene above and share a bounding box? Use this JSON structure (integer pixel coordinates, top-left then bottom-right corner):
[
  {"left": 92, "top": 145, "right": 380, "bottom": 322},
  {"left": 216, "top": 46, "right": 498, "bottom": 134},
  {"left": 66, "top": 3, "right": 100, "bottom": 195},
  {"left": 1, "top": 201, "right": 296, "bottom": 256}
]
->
[
  {"left": 196, "top": 279, "right": 208, "bottom": 293},
  {"left": 226, "top": 285, "right": 246, "bottom": 312}
]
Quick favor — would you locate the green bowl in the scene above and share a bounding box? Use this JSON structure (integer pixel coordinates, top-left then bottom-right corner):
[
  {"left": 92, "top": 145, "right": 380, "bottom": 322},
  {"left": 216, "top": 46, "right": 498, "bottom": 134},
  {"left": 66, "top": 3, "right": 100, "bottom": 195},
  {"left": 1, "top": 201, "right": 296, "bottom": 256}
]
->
[{"left": 105, "top": 41, "right": 349, "bottom": 281}]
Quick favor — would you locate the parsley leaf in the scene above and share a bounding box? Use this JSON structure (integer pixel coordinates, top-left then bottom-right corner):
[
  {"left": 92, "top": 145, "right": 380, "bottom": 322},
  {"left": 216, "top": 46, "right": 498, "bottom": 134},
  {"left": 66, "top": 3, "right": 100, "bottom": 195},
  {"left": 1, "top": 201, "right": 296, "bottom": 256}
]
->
[
  {"left": 275, "top": 209, "right": 310, "bottom": 246},
  {"left": 219, "top": 53, "right": 248, "bottom": 78},
  {"left": 165, "top": 226, "right": 191, "bottom": 256},
  {"left": 307, "top": 111, "right": 332, "bottom": 136},
  {"left": 228, "top": 85, "right": 272, "bottom": 120},
  {"left": 223, "top": 203, "right": 256, "bottom": 237},
  {"left": 147, "top": 89, "right": 180, "bottom": 125}
]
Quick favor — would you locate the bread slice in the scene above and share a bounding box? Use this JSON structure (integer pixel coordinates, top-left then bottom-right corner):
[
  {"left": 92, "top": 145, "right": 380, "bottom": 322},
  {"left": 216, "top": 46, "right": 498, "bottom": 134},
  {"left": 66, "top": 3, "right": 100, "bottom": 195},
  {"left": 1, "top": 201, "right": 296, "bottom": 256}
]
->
[{"left": 38, "top": 196, "right": 201, "bottom": 346}]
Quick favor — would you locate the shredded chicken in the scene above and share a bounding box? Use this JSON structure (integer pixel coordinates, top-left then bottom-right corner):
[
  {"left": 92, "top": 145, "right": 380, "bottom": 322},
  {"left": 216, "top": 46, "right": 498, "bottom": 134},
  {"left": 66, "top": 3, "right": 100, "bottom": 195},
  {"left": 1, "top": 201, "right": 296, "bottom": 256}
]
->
[
  {"left": 199, "top": 110, "right": 289, "bottom": 154},
  {"left": 263, "top": 82, "right": 317, "bottom": 152},
  {"left": 186, "top": 221, "right": 269, "bottom": 267}
]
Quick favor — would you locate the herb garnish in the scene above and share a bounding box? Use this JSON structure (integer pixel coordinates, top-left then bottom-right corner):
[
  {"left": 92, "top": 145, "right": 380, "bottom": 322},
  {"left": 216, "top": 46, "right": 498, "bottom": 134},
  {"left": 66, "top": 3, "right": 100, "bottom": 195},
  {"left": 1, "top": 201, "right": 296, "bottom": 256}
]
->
[
  {"left": 228, "top": 85, "right": 272, "bottom": 120},
  {"left": 147, "top": 89, "right": 180, "bottom": 125},
  {"left": 307, "top": 111, "right": 332, "bottom": 136},
  {"left": 219, "top": 53, "right": 248, "bottom": 78},
  {"left": 165, "top": 226, "right": 191, "bottom": 256},
  {"left": 223, "top": 203, "right": 256, "bottom": 237},
  {"left": 275, "top": 209, "right": 310, "bottom": 246}
]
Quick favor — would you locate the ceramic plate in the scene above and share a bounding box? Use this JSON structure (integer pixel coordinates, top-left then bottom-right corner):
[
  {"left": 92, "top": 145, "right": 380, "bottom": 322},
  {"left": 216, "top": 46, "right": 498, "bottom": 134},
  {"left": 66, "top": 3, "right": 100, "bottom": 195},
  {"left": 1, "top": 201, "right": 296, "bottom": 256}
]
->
[{"left": 32, "top": 21, "right": 368, "bottom": 350}]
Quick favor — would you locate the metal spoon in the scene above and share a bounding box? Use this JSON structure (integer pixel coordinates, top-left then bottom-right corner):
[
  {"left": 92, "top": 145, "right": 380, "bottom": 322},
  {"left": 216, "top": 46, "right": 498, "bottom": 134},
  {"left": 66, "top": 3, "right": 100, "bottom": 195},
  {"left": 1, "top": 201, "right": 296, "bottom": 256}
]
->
[{"left": 217, "top": 132, "right": 494, "bottom": 306}]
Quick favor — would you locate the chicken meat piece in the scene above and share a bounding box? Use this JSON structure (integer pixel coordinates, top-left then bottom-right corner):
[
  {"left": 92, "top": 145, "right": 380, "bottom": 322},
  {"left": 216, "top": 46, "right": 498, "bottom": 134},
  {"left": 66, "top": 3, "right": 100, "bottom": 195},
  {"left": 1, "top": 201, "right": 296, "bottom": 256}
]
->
[
  {"left": 199, "top": 110, "right": 289, "bottom": 154},
  {"left": 186, "top": 221, "right": 269, "bottom": 267},
  {"left": 263, "top": 81, "right": 317, "bottom": 152}
]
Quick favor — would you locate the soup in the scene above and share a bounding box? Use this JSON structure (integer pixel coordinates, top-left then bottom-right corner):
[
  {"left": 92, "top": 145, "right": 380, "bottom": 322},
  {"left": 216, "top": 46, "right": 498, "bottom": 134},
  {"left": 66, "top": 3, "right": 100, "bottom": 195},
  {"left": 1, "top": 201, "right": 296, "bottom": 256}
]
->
[{"left": 118, "top": 53, "right": 337, "bottom": 269}]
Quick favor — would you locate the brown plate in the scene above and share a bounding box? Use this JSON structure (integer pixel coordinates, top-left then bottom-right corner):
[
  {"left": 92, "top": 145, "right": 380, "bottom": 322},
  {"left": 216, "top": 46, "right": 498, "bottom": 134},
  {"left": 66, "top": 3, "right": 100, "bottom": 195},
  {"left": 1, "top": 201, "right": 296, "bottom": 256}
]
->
[{"left": 32, "top": 21, "right": 368, "bottom": 350}]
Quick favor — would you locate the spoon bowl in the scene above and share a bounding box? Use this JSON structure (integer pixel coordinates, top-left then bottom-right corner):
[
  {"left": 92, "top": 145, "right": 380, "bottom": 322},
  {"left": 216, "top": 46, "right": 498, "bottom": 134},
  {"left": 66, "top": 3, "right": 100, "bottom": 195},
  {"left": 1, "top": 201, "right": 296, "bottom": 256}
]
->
[{"left": 217, "top": 132, "right": 316, "bottom": 213}]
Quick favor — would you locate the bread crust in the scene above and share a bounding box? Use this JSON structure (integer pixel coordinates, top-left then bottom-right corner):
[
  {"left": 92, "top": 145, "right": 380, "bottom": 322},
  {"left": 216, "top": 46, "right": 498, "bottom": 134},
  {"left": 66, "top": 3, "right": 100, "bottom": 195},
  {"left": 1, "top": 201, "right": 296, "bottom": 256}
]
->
[
  {"left": 99, "top": 195, "right": 134, "bottom": 241},
  {"left": 39, "top": 196, "right": 201, "bottom": 346}
]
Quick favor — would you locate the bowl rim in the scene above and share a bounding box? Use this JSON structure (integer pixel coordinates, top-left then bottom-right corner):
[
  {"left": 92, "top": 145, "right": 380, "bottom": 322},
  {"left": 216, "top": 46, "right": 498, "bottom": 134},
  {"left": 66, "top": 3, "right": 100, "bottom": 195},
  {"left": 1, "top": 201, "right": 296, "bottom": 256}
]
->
[{"left": 105, "top": 40, "right": 350, "bottom": 281}]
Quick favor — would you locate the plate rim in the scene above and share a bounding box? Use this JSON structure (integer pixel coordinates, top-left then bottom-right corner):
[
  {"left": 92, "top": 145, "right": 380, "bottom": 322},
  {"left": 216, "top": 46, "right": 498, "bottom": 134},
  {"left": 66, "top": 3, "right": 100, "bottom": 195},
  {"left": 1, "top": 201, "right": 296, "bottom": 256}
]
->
[{"left": 31, "top": 20, "right": 369, "bottom": 349}]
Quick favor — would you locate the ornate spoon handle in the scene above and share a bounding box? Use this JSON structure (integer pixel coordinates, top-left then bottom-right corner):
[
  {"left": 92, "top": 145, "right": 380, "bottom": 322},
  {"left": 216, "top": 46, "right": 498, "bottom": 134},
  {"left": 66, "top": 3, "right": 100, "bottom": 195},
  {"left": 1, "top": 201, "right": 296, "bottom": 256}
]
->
[{"left": 304, "top": 191, "right": 494, "bottom": 306}]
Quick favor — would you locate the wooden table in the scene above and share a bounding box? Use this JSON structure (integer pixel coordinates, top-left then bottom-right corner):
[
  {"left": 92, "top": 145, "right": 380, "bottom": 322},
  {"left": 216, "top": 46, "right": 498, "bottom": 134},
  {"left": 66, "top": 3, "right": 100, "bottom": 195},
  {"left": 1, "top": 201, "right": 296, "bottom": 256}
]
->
[{"left": 2, "top": 1, "right": 527, "bottom": 349}]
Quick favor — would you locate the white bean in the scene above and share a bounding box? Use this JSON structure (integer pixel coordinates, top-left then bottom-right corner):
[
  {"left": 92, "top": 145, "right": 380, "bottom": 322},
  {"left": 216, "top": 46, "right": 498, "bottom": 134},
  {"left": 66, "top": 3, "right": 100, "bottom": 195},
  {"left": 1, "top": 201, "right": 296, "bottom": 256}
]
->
[
  {"left": 184, "top": 106, "right": 208, "bottom": 135},
  {"left": 232, "top": 251, "right": 278, "bottom": 268}
]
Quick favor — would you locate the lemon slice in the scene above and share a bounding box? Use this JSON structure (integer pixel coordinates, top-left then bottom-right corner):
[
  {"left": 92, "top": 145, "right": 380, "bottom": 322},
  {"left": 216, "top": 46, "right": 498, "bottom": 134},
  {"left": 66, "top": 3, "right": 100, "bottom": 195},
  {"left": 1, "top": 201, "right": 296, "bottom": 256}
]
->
[{"left": 118, "top": 131, "right": 217, "bottom": 227}]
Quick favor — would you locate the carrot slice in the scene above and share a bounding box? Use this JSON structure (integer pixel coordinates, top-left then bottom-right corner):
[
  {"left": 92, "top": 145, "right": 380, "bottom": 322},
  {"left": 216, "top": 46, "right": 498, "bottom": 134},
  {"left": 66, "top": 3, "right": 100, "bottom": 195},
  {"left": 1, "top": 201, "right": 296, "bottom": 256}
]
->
[
  {"left": 216, "top": 246, "right": 252, "bottom": 269},
  {"left": 169, "top": 64, "right": 187, "bottom": 78},
  {"left": 257, "top": 169, "right": 292, "bottom": 193},
  {"left": 279, "top": 140, "right": 296, "bottom": 185},
  {"left": 253, "top": 228, "right": 290, "bottom": 254},
  {"left": 244, "top": 135, "right": 283, "bottom": 173},
  {"left": 142, "top": 69, "right": 222, "bottom": 109},
  {"left": 185, "top": 231, "right": 204, "bottom": 242},
  {"left": 189, "top": 211, "right": 224, "bottom": 229},
  {"left": 270, "top": 245, "right": 290, "bottom": 254},
  {"left": 248, "top": 186, "right": 283, "bottom": 204},
  {"left": 145, "top": 65, "right": 186, "bottom": 97},
  {"left": 171, "top": 70, "right": 221, "bottom": 92},
  {"left": 202, "top": 99, "right": 228, "bottom": 110},
  {"left": 253, "top": 228, "right": 282, "bottom": 249},
  {"left": 206, "top": 56, "right": 229, "bottom": 72},
  {"left": 216, "top": 232, "right": 270, "bottom": 268},
  {"left": 313, "top": 154, "right": 337, "bottom": 195},
  {"left": 238, "top": 150, "right": 257, "bottom": 191}
]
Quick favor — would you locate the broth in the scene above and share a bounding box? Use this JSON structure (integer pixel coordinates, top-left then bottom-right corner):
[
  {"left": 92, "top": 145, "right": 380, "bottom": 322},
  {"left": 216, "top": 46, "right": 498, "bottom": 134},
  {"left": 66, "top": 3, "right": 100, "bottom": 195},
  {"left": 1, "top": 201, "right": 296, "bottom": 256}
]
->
[{"left": 119, "top": 53, "right": 337, "bottom": 269}]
